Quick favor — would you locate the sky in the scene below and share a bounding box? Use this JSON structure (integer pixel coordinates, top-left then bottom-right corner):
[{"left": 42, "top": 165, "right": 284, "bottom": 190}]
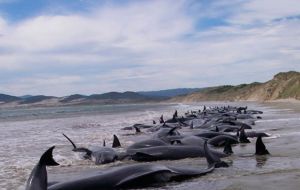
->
[{"left": 0, "top": 0, "right": 299, "bottom": 96}]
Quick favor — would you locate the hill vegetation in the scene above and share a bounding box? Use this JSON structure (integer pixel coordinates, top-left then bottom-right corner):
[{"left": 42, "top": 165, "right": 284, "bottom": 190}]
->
[{"left": 171, "top": 71, "right": 300, "bottom": 102}]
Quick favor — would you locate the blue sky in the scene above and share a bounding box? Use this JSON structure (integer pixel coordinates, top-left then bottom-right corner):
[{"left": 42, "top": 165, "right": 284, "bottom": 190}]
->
[{"left": 0, "top": 0, "right": 299, "bottom": 96}]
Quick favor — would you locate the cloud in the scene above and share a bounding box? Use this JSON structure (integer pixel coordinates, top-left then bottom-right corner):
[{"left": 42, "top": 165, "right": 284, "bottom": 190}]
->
[
  {"left": 224, "top": 0, "right": 300, "bottom": 24},
  {"left": 0, "top": 0, "right": 299, "bottom": 96}
]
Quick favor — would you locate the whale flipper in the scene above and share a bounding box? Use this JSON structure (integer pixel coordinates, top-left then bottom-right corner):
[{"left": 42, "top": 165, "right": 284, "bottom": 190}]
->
[
  {"left": 255, "top": 136, "right": 270, "bottom": 155},
  {"left": 62, "top": 133, "right": 92, "bottom": 156},
  {"left": 112, "top": 134, "right": 121, "bottom": 148},
  {"left": 62, "top": 133, "right": 77, "bottom": 149}
]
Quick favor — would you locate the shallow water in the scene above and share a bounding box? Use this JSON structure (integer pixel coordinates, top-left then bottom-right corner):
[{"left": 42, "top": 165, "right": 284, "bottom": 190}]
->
[{"left": 0, "top": 102, "right": 299, "bottom": 190}]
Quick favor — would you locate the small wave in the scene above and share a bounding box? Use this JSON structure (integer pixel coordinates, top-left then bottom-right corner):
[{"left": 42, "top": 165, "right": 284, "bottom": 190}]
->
[
  {"left": 256, "top": 118, "right": 300, "bottom": 123},
  {"left": 266, "top": 134, "right": 280, "bottom": 139},
  {"left": 278, "top": 131, "right": 300, "bottom": 137}
]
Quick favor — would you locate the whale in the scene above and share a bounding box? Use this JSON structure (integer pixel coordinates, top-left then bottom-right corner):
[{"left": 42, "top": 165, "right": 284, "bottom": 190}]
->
[
  {"left": 207, "top": 135, "right": 238, "bottom": 147},
  {"left": 127, "top": 139, "right": 169, "bottom": 150},
  {"left": 26, "top": 141, "right": 228, "bottom": 190},
  {"left": 63, "top": 134, "right": 121, "bottom": 164},
  {"left": 165, "top": 134, "right": 238, "bottom": 147},
  {"left": 127, "top": 143, "right": 228, "bottom": 162}
]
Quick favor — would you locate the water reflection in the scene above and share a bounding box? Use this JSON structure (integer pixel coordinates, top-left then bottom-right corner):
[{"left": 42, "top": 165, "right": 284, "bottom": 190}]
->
[{"left": 255, "top": 155, "right": 269, "bottom": 168}]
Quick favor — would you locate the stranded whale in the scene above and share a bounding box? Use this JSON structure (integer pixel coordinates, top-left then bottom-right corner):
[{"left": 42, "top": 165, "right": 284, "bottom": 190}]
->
[
  {"left": 62, "top": 133, "right": 121, "bottom": 164},
  {"left": 27, "top": 142, "right": 227, "bottom": 190}
]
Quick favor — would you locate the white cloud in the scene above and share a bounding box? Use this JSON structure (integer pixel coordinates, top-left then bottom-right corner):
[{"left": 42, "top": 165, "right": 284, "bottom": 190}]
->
[
  {"left": 0, "top": 0, "right": 299, "bottom": 96},
  {"left": 226, "top": 0, "right": 300, "bottom": 24}
]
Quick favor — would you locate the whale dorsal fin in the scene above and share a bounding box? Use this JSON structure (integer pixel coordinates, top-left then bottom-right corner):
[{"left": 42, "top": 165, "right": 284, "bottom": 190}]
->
[
  {"left": 168, "top": 127, "right": 178, "bottom": 135},
  {"left": 204, "top": 141, "right": 228, "bottom": 168},
  {"left": 255, "top": 136, "right": 270, "bottom": 155},
  {"left": 215, "top": 126, "right": 219, "bottom": 132},
  {"left": 133, "top": 126, "right": 141, "bottom": 133},
  {"left": 190, "top": 121, "right": 194, "bottom": 129},
  {"left": 223, "top": 141, "right": 233, "bottom": 155},
  {"left": 160, "top": 115, "right": 164, "bottom": 123},
  {"left": 239, "top": 127, "right": 250, "bottom": 143},
  {"left": 112, "top": 134, "right": 121, "bottom": 148},
  {"left": 103, "top": 139, "right": 106, "bottom": 147}
]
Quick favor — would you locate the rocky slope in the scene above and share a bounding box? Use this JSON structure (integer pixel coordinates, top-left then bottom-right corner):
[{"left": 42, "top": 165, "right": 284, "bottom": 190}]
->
[{"left": 171, "top": 71, "right": 300, "bottom": 102}]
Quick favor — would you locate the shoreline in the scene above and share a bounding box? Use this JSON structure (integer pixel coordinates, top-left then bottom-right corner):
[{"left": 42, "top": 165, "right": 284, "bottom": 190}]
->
[{"left": 1, "top": 98, "right": 299, "bottom": 109}]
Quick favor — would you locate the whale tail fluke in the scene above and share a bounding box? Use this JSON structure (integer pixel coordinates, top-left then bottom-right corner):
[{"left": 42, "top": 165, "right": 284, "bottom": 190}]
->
[
  {"left": 255, "top": 136, "right": 270, "bottom": 155},
  {"left": 26, "top": 147, "right": 59, "bottom": 190},
  {"left": 113, "top": 134, "right": 121, "bottom": 148},
  {"left": 204, "top": 141, "right": 229, "bottom": 168},
  {"left": 40, "top": 146, "right": 59, "bottom": 166}
]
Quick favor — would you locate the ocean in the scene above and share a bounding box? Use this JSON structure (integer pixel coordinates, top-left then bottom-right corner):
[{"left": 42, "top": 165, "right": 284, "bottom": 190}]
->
[{"left": 0, "top": 102, "right": 300, "bottom": 190}]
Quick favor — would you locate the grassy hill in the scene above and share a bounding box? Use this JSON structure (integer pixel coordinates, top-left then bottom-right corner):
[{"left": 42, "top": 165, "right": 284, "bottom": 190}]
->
[
  {"left": 171, "top": 71, "right": 300, "bottom": 102},
  {"left": 138, "top": 88, "right": 203, "bottom": 98},
  {"left": 0, "top": 94, "right": 21, "bottom": 103}
]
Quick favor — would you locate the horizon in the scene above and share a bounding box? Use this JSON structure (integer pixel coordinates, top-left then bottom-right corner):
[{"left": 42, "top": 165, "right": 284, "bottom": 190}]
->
[
  {"left": 1, "top": 87, "right": 204, "bottom": 97},
  {"left": 1, "top": 0, "right": 300, "bottom": 96},
  {"left": 3, "top": 69, "right": 298, "bottom": 97}
]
